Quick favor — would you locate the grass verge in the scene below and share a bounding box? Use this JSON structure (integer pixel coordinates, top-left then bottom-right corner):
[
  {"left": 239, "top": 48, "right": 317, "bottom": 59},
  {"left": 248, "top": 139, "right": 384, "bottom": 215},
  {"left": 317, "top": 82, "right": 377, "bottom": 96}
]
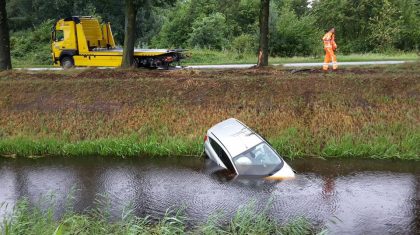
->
[
  {"left": 1, "top": 198, "right": 323, "bottom": 235},
  {"left": 11, "top": 49, "right": 419, "bottom": 68},
  {"left": 0, "top": 129, "right": 418, "bottom": 160},
  {"left": 183, "top": 49, "right": 419, "bottom": 65},
  {"left": 0, "top": 64, "right": 419, "bottom": 160}
]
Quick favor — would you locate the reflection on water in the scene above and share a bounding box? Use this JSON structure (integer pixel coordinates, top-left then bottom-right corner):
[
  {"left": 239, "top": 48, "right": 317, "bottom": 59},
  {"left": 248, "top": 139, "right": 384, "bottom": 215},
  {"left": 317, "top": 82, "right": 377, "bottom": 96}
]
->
[{"left": 0, "top": 157, "right": 418, "bottom": 234}]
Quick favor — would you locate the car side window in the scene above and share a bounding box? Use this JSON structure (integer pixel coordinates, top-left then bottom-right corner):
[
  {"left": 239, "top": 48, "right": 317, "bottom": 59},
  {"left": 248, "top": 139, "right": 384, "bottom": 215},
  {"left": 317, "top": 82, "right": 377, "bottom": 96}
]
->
[{"left": 209, "top": 138, "right": 235, "bottom": 172}]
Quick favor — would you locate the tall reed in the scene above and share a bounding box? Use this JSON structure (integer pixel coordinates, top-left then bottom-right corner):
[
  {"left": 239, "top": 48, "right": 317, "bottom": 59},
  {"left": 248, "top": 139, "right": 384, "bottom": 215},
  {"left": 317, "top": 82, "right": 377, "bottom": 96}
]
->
[{"left": 1, "top": 198, "right": 323, "bottom": 235}]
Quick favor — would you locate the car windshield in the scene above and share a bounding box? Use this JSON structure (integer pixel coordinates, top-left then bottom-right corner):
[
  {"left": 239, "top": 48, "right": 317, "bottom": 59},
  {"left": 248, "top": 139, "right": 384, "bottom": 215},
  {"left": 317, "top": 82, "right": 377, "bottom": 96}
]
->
[{"left": 232, "top": 143, "right": 283, "bottom": 175}]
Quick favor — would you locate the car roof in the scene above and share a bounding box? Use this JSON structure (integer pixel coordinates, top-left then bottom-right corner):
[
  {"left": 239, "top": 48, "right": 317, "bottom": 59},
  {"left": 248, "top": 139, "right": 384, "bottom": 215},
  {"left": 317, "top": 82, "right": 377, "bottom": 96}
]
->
[{"left": 208, "top": 118, "right": 263, "bottom": 158}]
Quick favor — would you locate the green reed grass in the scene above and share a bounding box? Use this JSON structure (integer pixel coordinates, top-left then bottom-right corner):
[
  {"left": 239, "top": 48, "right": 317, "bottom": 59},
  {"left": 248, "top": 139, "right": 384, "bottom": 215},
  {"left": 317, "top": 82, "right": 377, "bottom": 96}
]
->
[
  {"left": 1, "top": 198, "right": 323, "bottom": 235},
  {"left": 0, "top": 135, "right": 203, "bottom": 158},
  {"left": 0, "top": 125, "right": 418, "bottom": 160},
  {"left": 267, "top": 127, "right": 419, "bottom": 160}
]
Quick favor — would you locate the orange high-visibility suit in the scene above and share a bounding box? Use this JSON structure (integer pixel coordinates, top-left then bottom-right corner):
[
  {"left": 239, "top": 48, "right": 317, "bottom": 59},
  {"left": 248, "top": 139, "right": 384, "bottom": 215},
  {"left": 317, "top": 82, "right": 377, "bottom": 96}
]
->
[{"left": 322, "top": 31, "right": 337, "bottom": 70}]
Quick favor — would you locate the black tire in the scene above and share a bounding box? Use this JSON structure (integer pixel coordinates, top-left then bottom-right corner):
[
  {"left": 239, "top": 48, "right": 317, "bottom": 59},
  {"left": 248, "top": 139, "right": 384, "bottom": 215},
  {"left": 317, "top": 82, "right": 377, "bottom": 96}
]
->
[{"left": 61, "top": 56, "right": 74, "bottom": 69}]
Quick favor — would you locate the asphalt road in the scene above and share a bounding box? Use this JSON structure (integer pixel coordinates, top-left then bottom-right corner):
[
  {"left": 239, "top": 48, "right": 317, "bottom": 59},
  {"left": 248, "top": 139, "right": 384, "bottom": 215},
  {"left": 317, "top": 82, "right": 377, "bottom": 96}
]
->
[{"left": 15, "top": 60, "right": 408, "bottom": 71}]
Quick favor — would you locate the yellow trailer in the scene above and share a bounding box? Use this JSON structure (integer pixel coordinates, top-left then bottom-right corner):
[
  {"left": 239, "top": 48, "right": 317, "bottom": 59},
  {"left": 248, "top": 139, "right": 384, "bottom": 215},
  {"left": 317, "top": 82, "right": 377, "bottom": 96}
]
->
[{"left": 51, "top": 16, "right": 184, "bottom": 69}]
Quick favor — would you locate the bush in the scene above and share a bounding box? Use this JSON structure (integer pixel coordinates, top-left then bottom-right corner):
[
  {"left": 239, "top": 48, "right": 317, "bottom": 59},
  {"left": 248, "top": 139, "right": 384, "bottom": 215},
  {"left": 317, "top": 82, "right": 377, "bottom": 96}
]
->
[
  {"left": 232, "top": 34, "right": 258, "bottom": 54},
  {"left": 188, "top": 12, "right": 230, "bottom": 50},
  {"left": 10, "top": 20, "right": 54, "bottom": 66},
  {"left": 270, "top": 2, "right": 322, "bottom": 57},
  {"left": 366, "top": 0, "right": 402, "bottom": 52}
]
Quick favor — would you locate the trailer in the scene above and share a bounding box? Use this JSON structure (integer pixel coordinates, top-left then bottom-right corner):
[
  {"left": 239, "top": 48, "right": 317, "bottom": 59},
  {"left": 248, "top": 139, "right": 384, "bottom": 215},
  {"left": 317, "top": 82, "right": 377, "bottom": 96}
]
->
[{"left": 51, "top": 16, "right": 184, "bottom": 69}]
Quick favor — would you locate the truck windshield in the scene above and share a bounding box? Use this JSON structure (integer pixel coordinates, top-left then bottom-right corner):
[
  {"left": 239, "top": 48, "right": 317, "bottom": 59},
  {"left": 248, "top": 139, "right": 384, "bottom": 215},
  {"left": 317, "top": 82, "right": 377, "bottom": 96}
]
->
[
  {"left": 232, "top": 143, "right": 283, "bottom": 176},
  {"left": 55, "top": 30, "right": 64, "bottom": 41}
]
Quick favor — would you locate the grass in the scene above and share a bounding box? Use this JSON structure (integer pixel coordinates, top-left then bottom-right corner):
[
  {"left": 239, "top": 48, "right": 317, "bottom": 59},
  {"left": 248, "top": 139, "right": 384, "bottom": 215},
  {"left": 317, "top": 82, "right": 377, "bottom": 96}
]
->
[
  {"left": 11, "top": 48, "right": 419, "bottom": 68},
  {"left": 182, "top": 49, "right": 419, "bottom": 65},
  {"left": 1, "top": 198, "right": 323, "bottom": 235},
  {"left": 0, "top": 129, "right": 418, "bottom": 160},
  {"left": 0, "top": 136, "right": 203, "bottom": 158},
  {"left": 12, "top": 62, "right": 55, "bottom": 68},
  {"left": 0, "top": 63, "right": 419, "bottom": 160}
]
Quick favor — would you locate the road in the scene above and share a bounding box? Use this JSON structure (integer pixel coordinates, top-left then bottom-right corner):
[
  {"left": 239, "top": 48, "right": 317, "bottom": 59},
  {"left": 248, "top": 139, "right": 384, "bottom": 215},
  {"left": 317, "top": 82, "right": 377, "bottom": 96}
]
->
[{"left": 15, "top": 60, "right": 408, "bottom": 71}]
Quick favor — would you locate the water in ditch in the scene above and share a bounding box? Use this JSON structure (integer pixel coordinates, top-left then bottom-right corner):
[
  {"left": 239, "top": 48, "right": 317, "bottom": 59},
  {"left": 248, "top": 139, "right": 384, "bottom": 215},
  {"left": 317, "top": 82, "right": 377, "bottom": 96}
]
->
[{"left": 0, "top": 156, "right": 418, "bottom": 234}]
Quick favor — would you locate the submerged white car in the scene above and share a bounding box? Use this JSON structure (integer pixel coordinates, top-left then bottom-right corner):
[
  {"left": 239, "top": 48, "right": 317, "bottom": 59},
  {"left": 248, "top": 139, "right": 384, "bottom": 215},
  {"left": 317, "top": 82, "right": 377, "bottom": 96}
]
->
[{"left": 204, "top": 118, "right": 295, "bottom": 179}]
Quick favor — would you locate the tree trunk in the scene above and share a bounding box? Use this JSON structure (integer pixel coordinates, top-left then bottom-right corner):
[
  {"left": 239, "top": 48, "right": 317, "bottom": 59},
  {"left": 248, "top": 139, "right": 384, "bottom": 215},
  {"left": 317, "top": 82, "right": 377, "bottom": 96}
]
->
[
  {"left": 257, "top": 0, "right": 269, "bottom": 67},
  {"left": 0, "top": 0, "right": 12, "bottom": 70},
  {"left": 122, "top": 0, "right": 138, "bottom": 68}
]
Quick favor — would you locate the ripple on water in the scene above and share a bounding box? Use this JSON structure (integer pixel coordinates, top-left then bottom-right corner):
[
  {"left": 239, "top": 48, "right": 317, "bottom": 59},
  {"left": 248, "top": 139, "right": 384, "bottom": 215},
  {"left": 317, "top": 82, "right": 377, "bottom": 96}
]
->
[{"left": 0, "top": 157, "right": 418, "bottom": 234}]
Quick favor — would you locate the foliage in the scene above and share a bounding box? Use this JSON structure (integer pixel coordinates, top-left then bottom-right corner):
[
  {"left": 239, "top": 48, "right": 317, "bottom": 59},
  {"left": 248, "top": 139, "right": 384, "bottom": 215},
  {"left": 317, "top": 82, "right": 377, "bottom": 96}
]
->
[
  {"left": 395, "top": 0, "right": 420, "bottom": 51},
  {"left": 270, "top": 0, "right": 322, "bottom": 56},
  {"left": 188, "top": 13, "right": 230, "bottom": 50},
  {"left": 232, "top": 34, "right": 258, "bottom": 54},
  {"left": 0, "top": 136, "right": 203, "bottom": 158},
  {"left": 1, "top": 198, "right": 321, "bottom": 234},
  {"left": 311, "top": 0, "right": 420, "bottom": 53},
  {"left": 366, "top": 0, "right": 402, "bottom": 52},
  {"left": 5, "top": 0, "right": 420, "bottom": 58},
  {"left": 6, "top": 0, "right": 171, "bottom": 45},
  {"left": 235, "top": 0, "right": 260, "bottom": 35},
  {"left": 272, "top": 0, "right": 311, "bottom": 18},
  {"left": 10, "top": 20, "right": 53, "bottom": 66},
  {"left": 152, "top": 0, "right": 215, "bottom": 48},
  {"left": 152, "top": 0, "right": 260, "bottom": 50}
]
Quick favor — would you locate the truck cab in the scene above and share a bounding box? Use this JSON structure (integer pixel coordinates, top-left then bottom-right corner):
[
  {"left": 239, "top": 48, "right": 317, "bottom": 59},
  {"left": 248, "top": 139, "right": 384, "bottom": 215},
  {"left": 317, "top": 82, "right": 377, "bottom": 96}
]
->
[{"left": 51, "top": 16, "right": 184, "bottom": 69}]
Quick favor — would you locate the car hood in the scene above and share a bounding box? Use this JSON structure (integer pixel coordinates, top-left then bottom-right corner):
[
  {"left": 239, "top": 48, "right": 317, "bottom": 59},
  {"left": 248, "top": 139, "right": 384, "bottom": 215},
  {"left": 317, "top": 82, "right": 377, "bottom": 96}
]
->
[{"left": 265, "top": 163, "right": 295, "bottom": 180}]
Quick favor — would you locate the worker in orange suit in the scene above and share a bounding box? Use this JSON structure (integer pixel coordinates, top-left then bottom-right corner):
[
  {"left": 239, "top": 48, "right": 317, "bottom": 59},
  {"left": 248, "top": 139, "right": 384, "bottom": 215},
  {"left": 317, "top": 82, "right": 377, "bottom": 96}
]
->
[{"left": 322, "top": 28, "right": 338, "bottom": 71}]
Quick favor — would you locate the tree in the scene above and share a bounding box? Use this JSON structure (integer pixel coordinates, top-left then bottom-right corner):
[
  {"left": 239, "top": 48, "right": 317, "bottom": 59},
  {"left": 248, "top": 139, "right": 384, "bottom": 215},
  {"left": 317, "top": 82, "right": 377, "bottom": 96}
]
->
[
  {"left": 270, "top": 1, "right": 321, "bottom": 57},
  {"left": 122, "top": 0, "right": 138, "bottom": 68},
  {"left": 367, "top": 0, "right": 402, "bottom": 52},
  {"left": 152, "top": 0, "right": 259, "bottom": 49},
  {"left": 0, "top": 0, "right": 12, "bottom": 70},
  {"left": 395, "top": 0, "right": 420, "bottom": 51},
  {"left": 274, "top": 0, "right": 310, "bottom": 17},
  {"left": 258, "top": 0, "right": 270, "bottom": 66},
  {"left": 188, "top": 13, "right": 229, "bottom": 49},
  {"left": 152, "top": 0, "right": 220, "bottom": 48}
]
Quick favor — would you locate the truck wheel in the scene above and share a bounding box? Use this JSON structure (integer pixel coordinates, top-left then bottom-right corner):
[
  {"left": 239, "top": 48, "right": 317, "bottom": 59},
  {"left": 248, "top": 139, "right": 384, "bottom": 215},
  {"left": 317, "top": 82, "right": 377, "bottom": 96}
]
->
[{"left": 61, "top": 56, "right": 74, "bottom": 69}]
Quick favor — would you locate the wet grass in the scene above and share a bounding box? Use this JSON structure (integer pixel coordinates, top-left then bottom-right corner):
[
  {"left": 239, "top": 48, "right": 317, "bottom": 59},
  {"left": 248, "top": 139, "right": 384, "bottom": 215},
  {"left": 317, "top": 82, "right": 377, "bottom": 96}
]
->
[
  {"left": 184, "top": 49, "right": 419, "bottom": 65},
  {"left": 0, "top": 136, "right": 202, "bottom": 158},
  {"left": 12, "top": 49, "right": 419, "bottom": 67},
  {"left": 0, "top": 64, "right": 419, "bottom": 160},
  {"left": 0, "top": 128, "right": 418, "bottom": 160},
  {"left": 1, "top": 199, "right": 323, "bottom": 235}
]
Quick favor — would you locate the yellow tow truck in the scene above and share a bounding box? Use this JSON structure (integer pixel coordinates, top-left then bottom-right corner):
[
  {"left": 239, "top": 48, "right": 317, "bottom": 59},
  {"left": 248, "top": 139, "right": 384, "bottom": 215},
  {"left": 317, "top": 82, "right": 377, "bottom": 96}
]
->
[{"left": 51, "top": 16, "right": 184, "bottom": 69}]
